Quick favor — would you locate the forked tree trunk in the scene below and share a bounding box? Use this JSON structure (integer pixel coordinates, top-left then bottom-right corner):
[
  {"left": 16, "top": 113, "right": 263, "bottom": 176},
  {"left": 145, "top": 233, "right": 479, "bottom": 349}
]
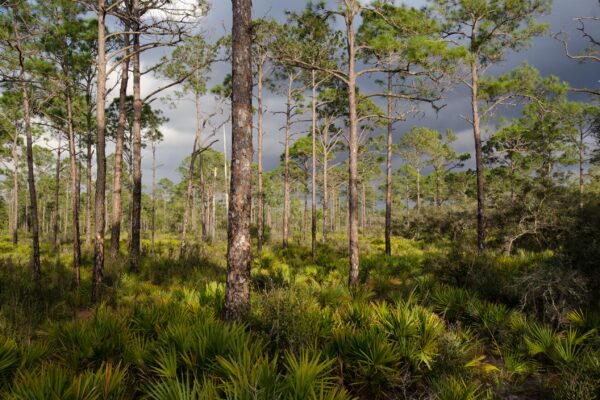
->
[{"left": 110, "top": 30, "right": 130, "bottom": 259}]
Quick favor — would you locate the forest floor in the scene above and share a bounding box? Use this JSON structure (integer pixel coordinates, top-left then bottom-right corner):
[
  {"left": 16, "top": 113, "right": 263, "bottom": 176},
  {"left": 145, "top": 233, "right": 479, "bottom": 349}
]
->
[{"left": 0, "top": 234, "right": 598, "bottom": 399}]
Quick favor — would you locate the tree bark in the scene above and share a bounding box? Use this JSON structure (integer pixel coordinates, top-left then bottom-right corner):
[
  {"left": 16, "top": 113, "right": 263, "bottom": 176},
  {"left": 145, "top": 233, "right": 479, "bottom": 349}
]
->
[
  {"left": 225, "top": 0, "right": 253, "bottom": 322},
  {"left": 18, "top": 36, "right": 41, "bottom": 282},
  {"left": 92, "top": 0, "right": 107, "bottom": 303},
  {"left": 66, "top": 90, "right": 81, "bottom": 287},
  {"left": 180, "top": 96, "right": 203, "bottom": 258},
  {"left": 311, "top": 70, "right": 317, "bottom": 262},
  {"left": 11, "top": 125, "right": 19, "bottom": 246},
  {"left": 85, "top": 84, "right": 94, "bottom": 248},
  {"left": 470, "top": 59, "right": 485, "bottom": 253},
  {"left": 282, "top": 75, "right": 292, "bottom": 248},
  {"left": 151, "top": 140, "right": 157, "bottom": 258},
  {"left": 257, "top": 61, "right": 264, "bottom": 252},
  {"left": 110, "top": 31, "right": 130, "bottom": 259},
  {"left": 322, "top": 127, "right": 329, "bottom": 243},
  {"left": 346, "top": 9, "right": 360, "bottom": 287},
  {"left": 53, "top": 135, "right": 62, "bottom": 247},
  {"left": 130, "top": 1, "right": 142, "bottom": 273},
  {"left": 385, "top": 72, "right": 393, "bottom": 256}
]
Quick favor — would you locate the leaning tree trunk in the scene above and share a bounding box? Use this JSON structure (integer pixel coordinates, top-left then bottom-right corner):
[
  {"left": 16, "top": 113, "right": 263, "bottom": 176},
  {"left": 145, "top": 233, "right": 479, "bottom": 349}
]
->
[
  {"left": 470, "top": 59, "right": 485, "bottom": 253},
  {"left": 66, "top": 90, "right": 81, "bottom": 287},
  {"left": 384, "top": 72, "right": 393, "bottom": 256},
  {"left": 579, "top": 130, "right": 584, "bottom": 209},
  {"left": 346, "top": 13, "right": 360, "bottom": 287},
  {"left": 311, "top": 70, "right": 317, "bottom": 262},
  {"left": 130, "top": 7, "right": 142, "bottom": 274},
  {"left": 257, "top": 61, "right": 264, "bottom": 253},
  {"left": 92, "top": 0, "right": 107, "bottom": 303},
  {"left": 224, "top": 0, "right": 253, "bottom": 322},
  {"left": 110, "top": 31, "right": 130, "bottom": 259}
]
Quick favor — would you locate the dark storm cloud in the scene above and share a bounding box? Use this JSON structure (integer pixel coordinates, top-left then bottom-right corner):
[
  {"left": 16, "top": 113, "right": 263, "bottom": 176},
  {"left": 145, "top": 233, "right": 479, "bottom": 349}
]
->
[{"left": 137, "top": 0, "right": 599, "bottom": 186}]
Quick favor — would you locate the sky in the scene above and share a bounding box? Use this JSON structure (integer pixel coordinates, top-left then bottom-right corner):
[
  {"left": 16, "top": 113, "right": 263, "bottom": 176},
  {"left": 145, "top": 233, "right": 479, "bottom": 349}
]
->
[{"left": 129, "top": 0, "right": 600, "bottom": 187}]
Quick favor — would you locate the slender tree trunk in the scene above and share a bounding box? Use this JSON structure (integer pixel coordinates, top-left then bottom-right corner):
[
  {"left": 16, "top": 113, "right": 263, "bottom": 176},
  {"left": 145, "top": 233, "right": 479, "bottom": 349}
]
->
[
  {"left": 346, "top": 11, "right": 360, "bottom": 287},
  {"left": 257, "top": 62, "right": 264, "bottom": 252},
  {"left": 311, "top": 70, "right": 317, "bottom": 261},
  {"left": 66, "top": 91, "right": 81, "bottom": 287},
  {"left": 416, "top": 168, "right": 421, "bottom": 213},
  {"left": 85, "top": 89, "right": 93, "bottom": 248},
  {"left": 470, "top": 59, "right": 485, "bottom": 253},
  {"left": 385, "top": 72, "right": 393, "bottom": 256},
  {"left": 151, "top": 141, "right": 157, "bottom": 258},
  {"left": 54, "top": 135, "right": 62, "bottom": 247},
  {"left": 225, "top": 0, "right": 253, "bottom": 322},
  {"left": 110, "top": 31, "right": 130, "bottom": 259},
  {"left": 18, "top": 38, "right": 41, "bottom": 282},
  {"left": 435, "top": 169, "right": 442, "bottom": 208},
  {"left": 223, "top": 126, "right": 229, "bottom": 221},
  {"left": 361, "top": 182, "right": 366, "bottom": 231},
  {"left": 304, "top": 162, "right": 309, "bottom": 243},
  {"left": 180, "top": 149, "right": 197, "bottom": 257},
  {"left": 200, "top": 153, "right": 207, "bottom": 240},
  {"left": 322, "top": 130, "right": 328, "bottom": 243},
  {"left": 282, "top": 75, "right": 292, "bottom": 248},
  {"left": 92, "top": 0, "right": 107, "bottom": 303},
  {"left": 12, "top": 125, "right": 19, "bottom": 246},
  {"left": 130, "top": 4, "right": 142, "bottom": 273},
  {"left": 211, "top": 167, "right": 217, "bottom": 241},
  {"left": 579, "top": 131, "right": 584, "bottom": 209}
]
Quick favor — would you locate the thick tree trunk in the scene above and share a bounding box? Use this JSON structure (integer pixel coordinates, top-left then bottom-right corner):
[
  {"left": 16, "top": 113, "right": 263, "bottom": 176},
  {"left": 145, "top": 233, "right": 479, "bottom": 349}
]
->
[
  {"left": 346, "top": 12, "right": 360, "bottom": 287},
  {"left": 225, "top": 0, "right": 253, "bottom": 322},
  {"left": 66, "top": 92, "right": 81, "bottom": 287},
  {"left": 311, "top": 71, "right": 317, "bottom": 261},
  {"left": 92, "top": 1, "right": 107, "bottom": 303},
  {"left": 110, "top": 31, "right": 130, "bottom": 259},
  {"left": 130, "top": 5, "right": 142, "bottom": 273},
  {"left": 385, "top": 72, "right": 393, "bottom": 256},
  {"left": 257, "top": 62, "right": 264, "bottom": 252},
  {"left": 282, "top": 76, "right": 292, "bottom": 248},
  {"left": 470, "top": 59, "right": 485, "bottom": 253}
]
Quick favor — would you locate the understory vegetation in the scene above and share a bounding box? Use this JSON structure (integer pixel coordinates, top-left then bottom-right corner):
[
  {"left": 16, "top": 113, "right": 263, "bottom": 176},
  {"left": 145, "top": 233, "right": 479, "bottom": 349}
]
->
[{"left": 0, "top": 235, "right": 598, "bottom": 399}]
